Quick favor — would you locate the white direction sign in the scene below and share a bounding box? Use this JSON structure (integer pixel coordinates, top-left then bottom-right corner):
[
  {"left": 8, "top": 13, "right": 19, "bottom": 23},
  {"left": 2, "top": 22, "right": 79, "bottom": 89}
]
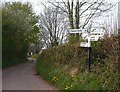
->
[
  {"left": 90, "top": 36, "right": 99, "bottom": 41},
  {"left": 82, "top": 31, "right": 104, "bottom": 41},
  {"left": 85, "top": 36, "right": 99, "bottom": 41},
  {"left": 80, "top": 42, "right": 88, "bottom": 47},
  {"left": 80, "top": 37, "right": 91, "bottom": 47},
  {"left": 69, "top": 29, "right": 86, "bottom": 34}
]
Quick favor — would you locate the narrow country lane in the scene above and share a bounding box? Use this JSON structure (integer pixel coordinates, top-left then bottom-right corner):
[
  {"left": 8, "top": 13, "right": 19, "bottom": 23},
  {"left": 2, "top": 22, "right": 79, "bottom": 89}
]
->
[{"left": 2, "top": 59, "right": 58, "bottom": 90}]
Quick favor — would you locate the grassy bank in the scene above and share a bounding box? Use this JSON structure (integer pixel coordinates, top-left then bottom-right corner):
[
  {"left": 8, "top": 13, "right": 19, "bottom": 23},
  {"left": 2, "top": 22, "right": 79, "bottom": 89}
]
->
[
  {"left": 36, "top": 35, "right": 119, "bottom": 91},
  {"left": 36, "top": 58, "right": 103, "bottom": 90}
]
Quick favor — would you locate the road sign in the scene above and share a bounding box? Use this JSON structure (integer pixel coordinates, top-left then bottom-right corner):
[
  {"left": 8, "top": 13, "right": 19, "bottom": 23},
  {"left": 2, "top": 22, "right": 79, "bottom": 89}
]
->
[
  {"left": 84, "top": 35, "right": 99, "bottom": 41},
  {"left": 80, "top": 42, "right": 88, "bottom": 47},
  {"left": 90, "top": 31, "right": 104, "bottom": 37},
  {"left": 69, "top": 29, "right": 86, "bottom": 34},
  {"left": 90, "top": 36, "right": 99, "bottom": 41},
  {"left": 82, "top": 31, "right": 104, "bottom": 41}
]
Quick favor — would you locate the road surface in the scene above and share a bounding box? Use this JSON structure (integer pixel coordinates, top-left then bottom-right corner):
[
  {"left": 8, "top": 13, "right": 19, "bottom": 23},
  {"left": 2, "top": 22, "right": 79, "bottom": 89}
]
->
[{"left": 2, "top": 59, "right": 58, "bottom": 90}]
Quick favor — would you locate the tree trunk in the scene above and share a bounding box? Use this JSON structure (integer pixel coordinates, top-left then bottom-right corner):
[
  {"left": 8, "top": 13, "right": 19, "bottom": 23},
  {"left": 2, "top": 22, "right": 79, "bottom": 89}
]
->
[
  {"left": 67, "top": 0, "right": 75, "bottom": 43},
  {"left": 68, "top": 0, "right": 74, "bottom": 29},
  {"left": 75, "top": 0, "right": 79, "bottom": 29},
  {"left": 75, "top": 0, "right": 80, "bottom": 42}
]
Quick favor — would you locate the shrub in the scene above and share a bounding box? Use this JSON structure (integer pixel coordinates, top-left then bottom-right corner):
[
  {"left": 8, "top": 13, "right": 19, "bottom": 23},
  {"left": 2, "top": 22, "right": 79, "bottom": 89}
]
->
[{"left": 36, "top": 34, "right": 119, "bottom": 90}]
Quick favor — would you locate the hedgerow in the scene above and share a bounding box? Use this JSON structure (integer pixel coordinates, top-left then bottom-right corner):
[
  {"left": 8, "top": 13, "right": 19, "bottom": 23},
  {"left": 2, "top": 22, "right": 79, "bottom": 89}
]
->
[{"left": 36, "top": 34, "right": 119, "bottom": 90}]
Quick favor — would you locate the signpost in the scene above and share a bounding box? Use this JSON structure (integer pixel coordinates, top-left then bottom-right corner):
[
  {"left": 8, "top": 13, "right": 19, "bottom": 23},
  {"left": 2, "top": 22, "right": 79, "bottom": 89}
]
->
[
  {"left": 90, "top": 36, "right": 98, "bottom": 41},
  {"left": 85, "top": 35, "right": 99, "bottom": 41},
  {"left": 69, "top": 28, "right": 102, "bottom": 72},
  {"left": 80, "top": 42, "right": 88, "bottom": 47},
  {"left": 81, "top": 36, "right": 91, "bottom": 72},
  {"left": 69, "top": 29, "right": 86, "bottom": 34},
  {"left": 87, "top": 36, "right": 91, "bottom": 72}
]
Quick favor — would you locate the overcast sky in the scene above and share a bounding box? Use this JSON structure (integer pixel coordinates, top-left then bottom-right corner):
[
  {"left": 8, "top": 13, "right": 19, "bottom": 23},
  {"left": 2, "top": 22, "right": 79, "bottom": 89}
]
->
[
  {"left": 2, "top": 0, "right": 120, "bottom": 31},
  {"left": 3, "top": 0, "right": 45, "bottom": 15},
  {"left": 3, "top": 0, "right": 119, "bottom": 15}
]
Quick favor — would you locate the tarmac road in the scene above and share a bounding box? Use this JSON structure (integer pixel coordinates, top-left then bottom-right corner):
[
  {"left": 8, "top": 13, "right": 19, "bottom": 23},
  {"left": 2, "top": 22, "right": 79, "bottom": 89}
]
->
[{"left": 2, "top": 59, "right": 58, "bottom": 90}]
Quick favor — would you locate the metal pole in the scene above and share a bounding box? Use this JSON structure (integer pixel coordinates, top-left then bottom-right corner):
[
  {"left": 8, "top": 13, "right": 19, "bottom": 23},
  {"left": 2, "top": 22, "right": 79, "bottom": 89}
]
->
[
  {"left": 88, "top": 47, "right": 91, "bottom": 72},
  {"left": 88, "top": 36, "right": 91, "bottom": 72}
]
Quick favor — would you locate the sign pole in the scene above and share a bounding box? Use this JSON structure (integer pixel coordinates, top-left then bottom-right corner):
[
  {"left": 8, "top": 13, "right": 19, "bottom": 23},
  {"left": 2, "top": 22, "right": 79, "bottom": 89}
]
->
[
  {"left": 87, "top": 36, "right": 91, "bottom": 72},
  {"left": 70, "top": 28, "right": 93, "bottom": 72},
  {"left": 88, "top": 47, "right": 91, "bottom": 72}
]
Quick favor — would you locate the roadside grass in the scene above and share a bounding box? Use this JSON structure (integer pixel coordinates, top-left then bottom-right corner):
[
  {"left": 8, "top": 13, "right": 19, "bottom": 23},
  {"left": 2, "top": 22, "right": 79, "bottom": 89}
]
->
[
  {"left": 36, "top": 57, "right": 103, "bottom": 90},
  {"left": 36, "top": 35, "right": 119, "bottom": 91}
]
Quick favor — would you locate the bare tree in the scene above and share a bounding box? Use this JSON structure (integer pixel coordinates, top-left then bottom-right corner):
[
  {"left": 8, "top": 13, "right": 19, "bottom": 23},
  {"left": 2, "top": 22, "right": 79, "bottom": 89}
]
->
[
  {"left": 47, "top": 0, "right": 114, "bottom": 42},
  {"left": 48, "top": 0, "right": 113, "bottom": 28},
  {"left": 39, "top": 6, "right": 68, "bottom": 47}
]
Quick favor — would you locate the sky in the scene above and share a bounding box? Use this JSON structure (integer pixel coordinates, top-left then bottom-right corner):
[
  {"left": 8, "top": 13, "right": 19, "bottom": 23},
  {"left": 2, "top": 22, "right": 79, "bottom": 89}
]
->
[
  {"left": 3, "top": 0, "right": 119, "bottom": 15},
  {"left": 3, "top": 0, "right": 45, "bottom": 15},
  {"left": 2, "top": 0, "right": 120, "bottom": 32}
]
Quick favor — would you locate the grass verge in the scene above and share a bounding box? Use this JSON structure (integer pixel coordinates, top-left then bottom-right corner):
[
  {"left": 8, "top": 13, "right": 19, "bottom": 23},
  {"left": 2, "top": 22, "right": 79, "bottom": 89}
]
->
[{"left": 36, "top": 57, "right": 103, "bottom": 90}]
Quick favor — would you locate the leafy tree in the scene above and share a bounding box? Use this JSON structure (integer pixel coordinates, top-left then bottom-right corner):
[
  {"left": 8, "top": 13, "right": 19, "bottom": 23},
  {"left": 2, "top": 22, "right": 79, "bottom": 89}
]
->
[{"left": 2, "top": 2, "right": 39, "bottom": 68}]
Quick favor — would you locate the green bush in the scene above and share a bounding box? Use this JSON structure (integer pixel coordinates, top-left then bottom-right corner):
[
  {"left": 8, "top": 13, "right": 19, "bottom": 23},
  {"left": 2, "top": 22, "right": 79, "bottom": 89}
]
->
[{"left": 36, "top": 34, "right": 119, "bottom": 90}]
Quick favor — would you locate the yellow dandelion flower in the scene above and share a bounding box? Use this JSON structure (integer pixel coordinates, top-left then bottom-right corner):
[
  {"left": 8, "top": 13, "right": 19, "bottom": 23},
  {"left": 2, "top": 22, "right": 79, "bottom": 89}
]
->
[{"left": 71, "top": 74, "right": 74, "bottom": 77}]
